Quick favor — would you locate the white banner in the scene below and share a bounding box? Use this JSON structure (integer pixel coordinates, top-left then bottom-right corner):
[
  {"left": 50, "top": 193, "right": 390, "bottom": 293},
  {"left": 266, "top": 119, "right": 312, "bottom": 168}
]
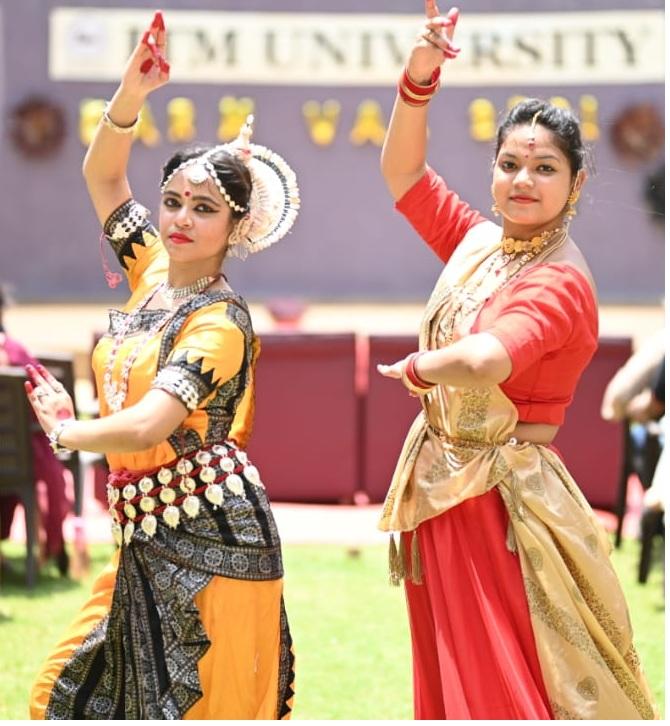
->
[{"left": 49, "top": 8, "right": 665, "bottom": 86}]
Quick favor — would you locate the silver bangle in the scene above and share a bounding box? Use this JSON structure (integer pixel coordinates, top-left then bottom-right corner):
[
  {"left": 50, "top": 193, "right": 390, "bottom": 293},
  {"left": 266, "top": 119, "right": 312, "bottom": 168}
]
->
[
  {"left": 101, "top": 106, "right": 140, "bottom": 135},
  {"left": 48, "top": 417, "right": 76, "bottom": 457}
]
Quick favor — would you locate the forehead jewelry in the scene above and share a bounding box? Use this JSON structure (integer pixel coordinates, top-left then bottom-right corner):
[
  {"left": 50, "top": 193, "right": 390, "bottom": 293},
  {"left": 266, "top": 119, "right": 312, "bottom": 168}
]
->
[
  {"left": 161, "top": 137, "right": 250, "bottom": 214},
  {"left": 527, "top": 110, "right": 542, "bottom": 152}
]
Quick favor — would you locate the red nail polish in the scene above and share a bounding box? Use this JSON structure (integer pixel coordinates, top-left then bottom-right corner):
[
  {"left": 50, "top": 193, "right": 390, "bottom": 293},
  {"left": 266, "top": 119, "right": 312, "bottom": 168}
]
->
[
  {"left": 153, "top": 11, "right": 165, "bottom": 30},
  {"left": 142, "top": 30, "right": 151, "bottom": 45},
  {"left": 24, "top": 381, "right": 33, "bottom": 394},
  {"left": 56, "top": 408, "right": 71, "bottom": 420},
  {"left": 140, "top": 58, "right": 154, "bottom": 74}
]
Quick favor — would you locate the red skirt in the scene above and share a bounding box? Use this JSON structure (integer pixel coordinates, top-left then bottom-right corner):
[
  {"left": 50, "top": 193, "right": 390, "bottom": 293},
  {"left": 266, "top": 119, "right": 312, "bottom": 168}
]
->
[{"left": 403, "top": 488, "right": 552, "bottom": 720}]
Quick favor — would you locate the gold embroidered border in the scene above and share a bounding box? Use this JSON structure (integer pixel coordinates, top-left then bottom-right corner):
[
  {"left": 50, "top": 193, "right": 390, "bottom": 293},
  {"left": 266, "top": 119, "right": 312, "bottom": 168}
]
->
[
  {"left": 549, "top": 699, "right": 585, "bottom": 720},
  {"left": 552, "top": 536, "right": 624, "bottom": 650},
  {"left": 524, "top": 577, "right": 604, "bottom": 665}
]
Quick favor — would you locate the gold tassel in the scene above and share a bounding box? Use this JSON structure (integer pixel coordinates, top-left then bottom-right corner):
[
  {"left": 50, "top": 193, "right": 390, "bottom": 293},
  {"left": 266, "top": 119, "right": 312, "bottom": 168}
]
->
[
  {"left": 388, "top": 534, "right": 401, "bottom": 586},
  {"left": 397, "top": 534, "right": 407, "bottom": 581},
  {"left": 506, "top": 521, "right": 518, "bottom": 554},
  {"left": 410, "top": 530, "right": 423, "bottom": 584}
]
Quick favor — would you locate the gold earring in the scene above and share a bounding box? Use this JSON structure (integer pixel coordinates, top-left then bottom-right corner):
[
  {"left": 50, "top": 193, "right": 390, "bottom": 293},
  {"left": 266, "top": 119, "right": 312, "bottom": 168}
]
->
[{"left": 565, "top": 189, "right": 580, "bottom": 219}]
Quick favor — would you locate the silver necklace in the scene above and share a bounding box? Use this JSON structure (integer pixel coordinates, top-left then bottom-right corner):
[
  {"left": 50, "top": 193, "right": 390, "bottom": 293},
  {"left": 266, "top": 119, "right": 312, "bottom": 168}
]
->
[{"left": 164, "top": 274, "right": 219, "bottom": 302}]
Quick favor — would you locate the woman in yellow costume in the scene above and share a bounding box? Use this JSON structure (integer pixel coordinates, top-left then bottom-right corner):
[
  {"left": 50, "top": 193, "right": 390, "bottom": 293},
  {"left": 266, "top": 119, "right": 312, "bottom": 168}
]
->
[{"left": 27, "top": 12, "right": 298, "bottom": 720}]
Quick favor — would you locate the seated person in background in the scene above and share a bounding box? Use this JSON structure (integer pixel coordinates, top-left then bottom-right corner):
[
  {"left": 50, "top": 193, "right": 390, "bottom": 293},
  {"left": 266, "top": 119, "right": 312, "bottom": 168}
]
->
[
  {"left": 601, "top": 330, "right": 664, "bottom": 492},
  {"left": 0, "top": 286, "right": 70, "bottom": 575},
  {"left": 626, "top": 358, "right": 665, "bottom": 424},
  {"left": 601, "top": 329, "right": 664, "bottom": 423},
  {"left": 639, "top": 359, "right": 665, "bottom": 513}
]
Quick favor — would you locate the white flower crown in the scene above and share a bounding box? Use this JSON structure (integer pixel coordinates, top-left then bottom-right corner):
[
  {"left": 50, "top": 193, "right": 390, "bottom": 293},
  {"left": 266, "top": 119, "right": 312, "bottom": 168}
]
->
[{"left": 160, "top": 115, "right": 300, "bottom": 257}]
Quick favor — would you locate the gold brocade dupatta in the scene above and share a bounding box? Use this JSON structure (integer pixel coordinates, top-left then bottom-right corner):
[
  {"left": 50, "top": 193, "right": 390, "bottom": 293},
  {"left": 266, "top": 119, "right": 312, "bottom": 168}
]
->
[{"left": 378, "top": 223, "right": 658, "bottom": 719}]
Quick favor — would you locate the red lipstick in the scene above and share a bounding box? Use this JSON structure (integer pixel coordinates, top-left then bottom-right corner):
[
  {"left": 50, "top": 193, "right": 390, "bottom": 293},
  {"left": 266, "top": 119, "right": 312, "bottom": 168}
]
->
[{"left": 169, "top": 232, "right": 193, "bottom": 244}]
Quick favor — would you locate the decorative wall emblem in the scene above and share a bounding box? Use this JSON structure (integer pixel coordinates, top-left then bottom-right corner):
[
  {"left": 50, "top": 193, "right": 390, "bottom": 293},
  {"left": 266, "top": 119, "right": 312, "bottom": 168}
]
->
[
  {"left": 349, "top": 100, "right": 386, "bottom": 147},
  {"left": 10, "top": 97, "right": 66, "bottom": 158},
  {"left": 302, "top": 100, "right": 340, "bottom": 146},
  {"left": 167, "top": 98, "right": 196, "bottom": 143},
  {"left": 218, "top": 96, "right": 255, "bottom": 141}
]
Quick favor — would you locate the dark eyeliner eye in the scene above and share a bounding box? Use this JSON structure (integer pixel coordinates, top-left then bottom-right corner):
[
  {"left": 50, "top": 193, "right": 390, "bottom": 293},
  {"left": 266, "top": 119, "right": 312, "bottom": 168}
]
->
[
  {"left": 163, "top": 197, "right": 179, "bottom": 208},
  {"left": 195, "top": 204, "right": 215, "bottom": 213},
  {"left": 501, "top": 160, "right": 516, "bottom": 170}
]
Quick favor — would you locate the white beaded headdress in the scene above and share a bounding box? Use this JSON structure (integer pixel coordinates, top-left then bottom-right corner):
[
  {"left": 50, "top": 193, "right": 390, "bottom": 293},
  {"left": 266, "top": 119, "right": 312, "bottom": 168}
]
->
[{"left": 160, "top": 115, "right": 300, "bottom": 257}]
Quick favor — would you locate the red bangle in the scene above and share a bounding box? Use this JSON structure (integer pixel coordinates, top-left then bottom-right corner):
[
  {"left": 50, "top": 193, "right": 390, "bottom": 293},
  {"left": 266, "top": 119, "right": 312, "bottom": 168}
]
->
[
  {"left": 402, "top": 67, "right": 441, "bottom": 96},
  {"left": 405, "top": 353, "right": 434, "bottom": 390},
  {"left": 397, "top": 85, "right": 430, "bottom": 107}
]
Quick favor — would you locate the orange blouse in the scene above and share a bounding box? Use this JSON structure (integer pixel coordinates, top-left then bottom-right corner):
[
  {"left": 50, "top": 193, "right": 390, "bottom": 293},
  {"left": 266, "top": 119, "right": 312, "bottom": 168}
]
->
[{"left": 92, "top": 200, "right": 257, "bottom": 472}]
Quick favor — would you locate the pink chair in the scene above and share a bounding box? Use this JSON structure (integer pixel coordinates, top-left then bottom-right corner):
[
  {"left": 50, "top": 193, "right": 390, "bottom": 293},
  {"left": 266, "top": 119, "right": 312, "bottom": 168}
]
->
[
  {"left": 361, "top": 335, "right": 422, "bottom": 504},
  {"left": 248, "top": 333, "right": 359, "bottom": 503},
  {"left": 553, "top": 337, "right": 633, "bottom": 545}
]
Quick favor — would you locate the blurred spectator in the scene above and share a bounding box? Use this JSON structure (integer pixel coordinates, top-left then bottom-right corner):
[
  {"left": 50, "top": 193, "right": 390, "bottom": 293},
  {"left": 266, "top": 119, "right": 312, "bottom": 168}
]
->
[
  {"left": 602, "top": 336, "right": 665, "bottom": 583},
  {"left": 0, "top": 286, "right": 70, "bottom": 575},
  {"left": 601, "top": 330, "right": 664, "bottom": 490},
  {"left": 641, "top": 359, "right": 665, "bottom": 512},
  {"left": 601, "top": 329, "right": 664, "bottom": 423}
]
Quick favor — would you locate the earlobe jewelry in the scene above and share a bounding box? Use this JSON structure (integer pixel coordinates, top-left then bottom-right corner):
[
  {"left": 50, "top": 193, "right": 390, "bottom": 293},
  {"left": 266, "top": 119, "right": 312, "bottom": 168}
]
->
[
  {"left": 227, "top": 217, "right": 249, "bottom": 248},
  {"left": 565, "top": 188, "right": 580, "bottom": 219},
  {"left": 490, "top": 185, "right": 501, "bottom": 216}
]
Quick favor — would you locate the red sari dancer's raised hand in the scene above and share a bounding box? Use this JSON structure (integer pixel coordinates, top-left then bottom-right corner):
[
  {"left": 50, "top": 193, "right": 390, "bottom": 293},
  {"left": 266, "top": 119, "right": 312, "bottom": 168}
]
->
[{"left": 407, "top": 1, "right": 460, "bottom": 82}]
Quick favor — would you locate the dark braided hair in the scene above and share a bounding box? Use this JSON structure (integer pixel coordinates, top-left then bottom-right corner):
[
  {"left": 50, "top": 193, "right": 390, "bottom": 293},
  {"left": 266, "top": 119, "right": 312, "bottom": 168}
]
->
[
  {"left": 160, "top": 146, "right": 252, "bottom": 220},
  {"left": 495, "top": 99, "right": 587, "bottom": 177}
]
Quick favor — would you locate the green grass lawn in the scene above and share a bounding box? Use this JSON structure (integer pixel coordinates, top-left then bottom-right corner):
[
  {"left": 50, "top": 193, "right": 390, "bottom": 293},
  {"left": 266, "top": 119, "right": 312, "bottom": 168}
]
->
[{"left": 0, "top": 538, "right": 663, "bottom": 720}]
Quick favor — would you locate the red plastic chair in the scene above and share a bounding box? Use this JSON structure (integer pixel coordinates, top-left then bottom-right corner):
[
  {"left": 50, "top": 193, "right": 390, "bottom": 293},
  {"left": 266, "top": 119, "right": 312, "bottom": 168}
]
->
[{"left": 248, "top": 333, "right": 359, "bottom": 503}]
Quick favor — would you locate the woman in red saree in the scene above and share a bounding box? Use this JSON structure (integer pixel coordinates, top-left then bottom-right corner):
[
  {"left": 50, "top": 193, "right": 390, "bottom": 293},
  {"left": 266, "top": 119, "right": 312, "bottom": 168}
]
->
[{"left": 377, "top": 2, "right": 657, "bottom": 719}]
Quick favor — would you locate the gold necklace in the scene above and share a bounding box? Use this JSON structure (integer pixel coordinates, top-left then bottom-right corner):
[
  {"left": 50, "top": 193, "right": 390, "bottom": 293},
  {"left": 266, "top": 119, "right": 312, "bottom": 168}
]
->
[
  {"left": 500, "top": 225, "right": 563, "bottom": 258},
  {"left": 443, "top": 227, "right": 567, "bottom": 345}
]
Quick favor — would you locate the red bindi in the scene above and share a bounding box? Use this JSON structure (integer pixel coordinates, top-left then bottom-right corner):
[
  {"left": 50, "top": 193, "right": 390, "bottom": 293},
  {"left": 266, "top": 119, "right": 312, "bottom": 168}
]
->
[{"left": 184, "top": 190, "right": 192, "bottom": 197}]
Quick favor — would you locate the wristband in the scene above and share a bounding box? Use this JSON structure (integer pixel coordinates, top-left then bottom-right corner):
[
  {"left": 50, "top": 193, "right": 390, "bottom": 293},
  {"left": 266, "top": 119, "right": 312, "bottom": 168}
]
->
[
  {"left": 403, "top": 67, "right": 441, "bottom": 95},
  {"left": 398, "top": 67, "right": 441, "bottom": 108},
  {"left": 48, "top": 417, "right": 76, "bottom": 457},
  {"left": 401, "top": 353, "right": 436, "bottom": 396},
  {"left": 101, "top": 105, "right": 140, "bottom": 134}
]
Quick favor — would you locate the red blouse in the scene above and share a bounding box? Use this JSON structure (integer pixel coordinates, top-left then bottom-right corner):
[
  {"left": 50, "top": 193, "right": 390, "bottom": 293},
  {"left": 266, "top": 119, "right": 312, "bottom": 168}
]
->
[{"left": 396, "top": 167, "right": 598, "bottom": 425}]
